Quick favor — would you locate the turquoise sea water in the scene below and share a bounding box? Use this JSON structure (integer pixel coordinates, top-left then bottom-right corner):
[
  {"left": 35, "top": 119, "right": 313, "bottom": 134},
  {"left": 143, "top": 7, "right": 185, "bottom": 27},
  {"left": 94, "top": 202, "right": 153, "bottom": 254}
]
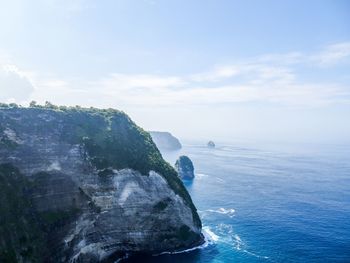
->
[{"left": 126, "top": 142, "right": 350, "bottom": 262}]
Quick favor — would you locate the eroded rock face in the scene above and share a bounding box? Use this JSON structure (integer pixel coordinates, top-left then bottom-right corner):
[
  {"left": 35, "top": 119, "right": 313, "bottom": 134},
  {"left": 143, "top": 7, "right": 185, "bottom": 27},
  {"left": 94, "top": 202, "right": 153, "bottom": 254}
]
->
[
  {"left": 68, "top": 170, "right": 200, "bottom": 261},
  {"left": 0, "top": 107, "right": 203, "bottom": 262},
  {"left": 175, "top": 156, "right": 195, "bottom": 180}
]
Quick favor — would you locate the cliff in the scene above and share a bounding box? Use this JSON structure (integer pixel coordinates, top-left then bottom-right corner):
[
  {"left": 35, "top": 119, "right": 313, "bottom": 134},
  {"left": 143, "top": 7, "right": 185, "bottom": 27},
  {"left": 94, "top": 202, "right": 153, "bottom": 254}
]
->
[
  {"left": 0, "top": 105, "right": 203, "bottom": 262},
  {"left": 149, "top": 131, "right": 182, "bottom": 151}
]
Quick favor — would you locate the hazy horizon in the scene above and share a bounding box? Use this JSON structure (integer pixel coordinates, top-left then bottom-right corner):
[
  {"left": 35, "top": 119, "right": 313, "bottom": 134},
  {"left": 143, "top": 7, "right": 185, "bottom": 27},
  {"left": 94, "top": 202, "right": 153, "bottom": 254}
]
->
[{"left": 1, "top": 0, "right": 349, "bottom": 144}]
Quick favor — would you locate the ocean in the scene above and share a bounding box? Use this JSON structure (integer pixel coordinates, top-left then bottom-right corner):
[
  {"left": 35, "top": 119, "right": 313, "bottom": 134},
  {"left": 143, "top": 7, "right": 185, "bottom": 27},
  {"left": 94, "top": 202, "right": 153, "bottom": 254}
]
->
[{"left": 125, "top": 141, "right": 350, "bottom": 262}]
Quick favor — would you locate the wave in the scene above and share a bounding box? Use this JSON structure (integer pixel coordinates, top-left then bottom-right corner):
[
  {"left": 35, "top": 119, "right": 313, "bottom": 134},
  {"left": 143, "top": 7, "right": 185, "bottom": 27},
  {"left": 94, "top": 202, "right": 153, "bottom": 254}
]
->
[
  {"left": 215, "top": 223, "right": 270, "bottom": 260},
  {"left": 153, "top": 226, "right": 217, "bottom": 256},
  {"left": 242, "top": 249, "right": 270, "bottom": 260},
  {"left": 233, "top": 234, "right": 243, "bottom": 250},
  {"left": 202, "top": 226, "right": 219, "bottom": 242},
  {"left": 195, "top": 173, "right": 225, "bottom": 184},
  {"left": 116, "top": 227, "right": 219, "bottom": 261},
  {"left": 196, "top": 173, "right": 209, "bottom": 178},
  {"left": 216, "top": 177, "right": 225, "bottom": 183},
  {"left": 154, "top": 223, "right": 270, "bottom": 261},
  {"left": 206, "top": 207, "right": 236, "bottom": 217}
]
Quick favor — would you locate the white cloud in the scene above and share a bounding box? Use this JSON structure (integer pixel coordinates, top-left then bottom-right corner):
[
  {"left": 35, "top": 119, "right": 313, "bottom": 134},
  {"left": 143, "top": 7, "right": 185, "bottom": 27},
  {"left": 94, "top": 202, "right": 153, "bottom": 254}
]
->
[
  {"left": 254, "top": 42, "right": 350, "bottom": 67},
  {"left": 312, "top": 42, "right": 350, "bottom": 66},
  {"left": 0, "top": 64, "right": 35, "bottom": 103},
  {"left": 42, "top": 0, "right": 92, "bottom": 13},
  {"left": 190, "top": 65, "right": 241, "bottom": 82},
  {"left": 66, "top": 62, "right": 345, "bottom": 108},
  {"left": 257, "top": 52, "right": 304, "bottom": 65},
  {"left": 99, "top": 73, "right": 186, "bottom": 90},
  {"left": 95, "top": 42, "right": 350, "bottom": 107},
  {"left": 1, "top": 42, "right": 349, "bottom": 109}
]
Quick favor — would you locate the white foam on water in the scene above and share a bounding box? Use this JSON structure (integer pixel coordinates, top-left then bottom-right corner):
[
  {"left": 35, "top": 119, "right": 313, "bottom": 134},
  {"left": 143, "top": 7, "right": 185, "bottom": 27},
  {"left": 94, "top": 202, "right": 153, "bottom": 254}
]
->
[
  {"left": 196, "top": 173, "right": 209, "bottom": 178},
  {"left": 154, "top": 226, "right": 218, "bottom": 256},
  {"left": 216, "top": 177, "right": 225, "bottom": 183},
  {"left": 206, "top": 207, "right": 236, "bottom": 218},
  {"left": 230, "top": 232, "right": 269, "bottom": 259},
  {"left": 214, "top": 223, "right": 270, "bottom": 260},
  {"left": 152, "top": 223, "right": 269, "bottom": 261},
  {"left": 233, "top": 234, "right": 243, "bottom": 250},
  {"left": 242, "top": 249, "right": 270, "bottom": 260},
  {"left": 203, "top": 226, "right": 219, "bottom": 242}
]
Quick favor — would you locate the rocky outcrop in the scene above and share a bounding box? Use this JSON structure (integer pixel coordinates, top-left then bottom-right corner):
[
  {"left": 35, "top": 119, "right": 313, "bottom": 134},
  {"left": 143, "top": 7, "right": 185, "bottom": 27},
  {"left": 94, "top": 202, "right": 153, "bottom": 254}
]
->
[
  {"left": 175, "top": 156, "right": 195, "bottom": 180},
  {"left": 0, "top": 106, "right": 203, "bottom": 262},
  {"left": 207, "top": 141, "right": 215, "bottom": 148},
  {"left": 149, "top": 131, "right": 182, "bottom": 151}
]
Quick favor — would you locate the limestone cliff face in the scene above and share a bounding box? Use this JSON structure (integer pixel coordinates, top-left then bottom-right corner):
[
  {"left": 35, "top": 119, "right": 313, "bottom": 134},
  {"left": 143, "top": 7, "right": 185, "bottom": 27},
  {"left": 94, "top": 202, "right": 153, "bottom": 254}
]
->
[{"left": 0, "top": 106, "right": 203, "bottom": 262}]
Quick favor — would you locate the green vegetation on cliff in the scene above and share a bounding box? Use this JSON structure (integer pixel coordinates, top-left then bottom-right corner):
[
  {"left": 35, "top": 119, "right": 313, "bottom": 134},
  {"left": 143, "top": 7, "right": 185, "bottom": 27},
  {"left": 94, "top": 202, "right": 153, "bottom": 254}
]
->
[
  {"left": 0, "top": 164, "right": 45, "bottom": 262},
  {"left": 0, "top": 165, "right": 83, "bottom": 262}
]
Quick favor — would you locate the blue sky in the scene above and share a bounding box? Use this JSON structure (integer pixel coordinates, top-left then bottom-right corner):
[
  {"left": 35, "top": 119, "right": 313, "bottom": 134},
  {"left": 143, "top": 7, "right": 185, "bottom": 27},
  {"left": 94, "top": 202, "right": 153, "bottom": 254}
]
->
[{"left": 0, "top": 0, "right": 350, "bottom": 143}]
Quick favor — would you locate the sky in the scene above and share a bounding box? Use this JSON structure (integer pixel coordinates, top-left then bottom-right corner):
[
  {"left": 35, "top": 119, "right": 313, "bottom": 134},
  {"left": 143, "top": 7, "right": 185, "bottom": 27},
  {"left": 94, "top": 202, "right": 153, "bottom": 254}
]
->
[{"left": 0, "top": 0, "right": 350, "bottom": 144}]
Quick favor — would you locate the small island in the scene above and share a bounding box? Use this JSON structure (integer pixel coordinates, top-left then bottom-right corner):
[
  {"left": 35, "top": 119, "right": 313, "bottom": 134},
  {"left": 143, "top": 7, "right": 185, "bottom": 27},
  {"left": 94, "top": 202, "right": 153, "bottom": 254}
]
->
[
  {"left": 207, "top": 141, "right": 215, "bottom": 148},
  {"left": 175, "top": 155, "right": 195, "bottom": 180}
]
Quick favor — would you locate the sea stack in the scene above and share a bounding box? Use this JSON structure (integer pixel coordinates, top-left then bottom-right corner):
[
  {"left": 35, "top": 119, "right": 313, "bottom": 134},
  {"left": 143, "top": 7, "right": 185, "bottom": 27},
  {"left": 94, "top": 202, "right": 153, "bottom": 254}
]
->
[
  {"left": 207, "top": 141, "right": 215, "bottom": 148},
  {"left": 175, "top": 156, "right": 195, "bottom": 180}
]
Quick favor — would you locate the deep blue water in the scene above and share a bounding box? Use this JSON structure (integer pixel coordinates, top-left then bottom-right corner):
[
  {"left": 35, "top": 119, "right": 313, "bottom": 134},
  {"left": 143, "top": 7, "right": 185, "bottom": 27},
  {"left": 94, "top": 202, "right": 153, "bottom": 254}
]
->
[{"left": 126, "top": 142, "right": 350, "bottom": 262}]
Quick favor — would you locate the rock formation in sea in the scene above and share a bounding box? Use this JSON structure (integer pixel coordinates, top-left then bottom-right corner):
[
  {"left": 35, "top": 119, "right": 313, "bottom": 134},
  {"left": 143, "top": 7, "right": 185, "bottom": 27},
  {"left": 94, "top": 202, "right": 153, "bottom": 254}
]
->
[
  {"left": 149, "top": 131, "right": 182, "bottom": 151},
  {"left": 0, "top": 104, "right": 203, "bottom": 262},
  {"left": 175, "top": 156, "right": 195, "bottom": 180},
  {"left": 207, "top": 141, "right": 215, "bottom": 148}
]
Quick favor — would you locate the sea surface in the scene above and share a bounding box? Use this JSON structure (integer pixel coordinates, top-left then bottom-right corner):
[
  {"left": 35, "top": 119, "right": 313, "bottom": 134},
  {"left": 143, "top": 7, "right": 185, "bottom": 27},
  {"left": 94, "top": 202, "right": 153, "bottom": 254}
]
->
[{"left": 125, "top": 141, "right": 350, "bottom": 262}]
